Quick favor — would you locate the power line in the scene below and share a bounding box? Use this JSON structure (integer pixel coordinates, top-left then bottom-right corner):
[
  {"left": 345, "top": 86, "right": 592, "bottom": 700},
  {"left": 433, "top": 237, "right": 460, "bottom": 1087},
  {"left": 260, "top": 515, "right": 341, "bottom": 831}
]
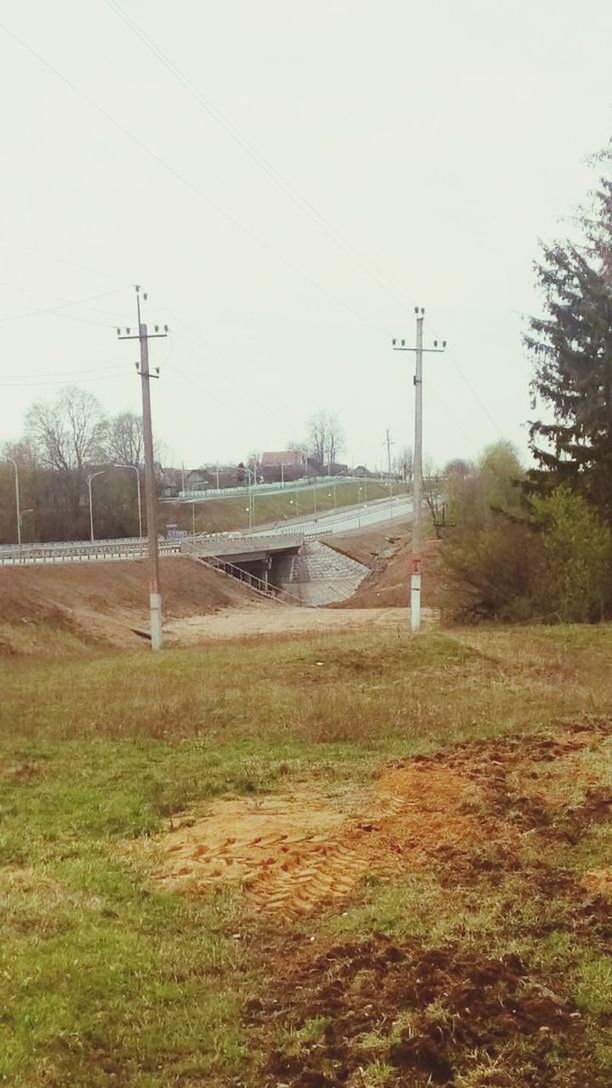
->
[
  {"left": 0, "top": 362, "right": 128, "bottom": 381},
  {"left": 102, "top": 0, "right": 419, "bottom": 316},
  {"left": 0, "top": 372, "right": 132, "bottom": 388},
  {"left": 0, "top": 19, "right": 505, "bottom": 443},
  {"left": 0, "top": 20, "right": 388, "bottom": 337},
  {"left": 0, "top": 278, "right": 130, "bottom": 318},
  {"left": 0, "top": 286, "right": 126, "bottom": 324},
  {"left": 0, "top": 236, "right": 127, "bottom": 284},
  {"left": 446, "top": 348, "right": 503, "bottom": 433}
]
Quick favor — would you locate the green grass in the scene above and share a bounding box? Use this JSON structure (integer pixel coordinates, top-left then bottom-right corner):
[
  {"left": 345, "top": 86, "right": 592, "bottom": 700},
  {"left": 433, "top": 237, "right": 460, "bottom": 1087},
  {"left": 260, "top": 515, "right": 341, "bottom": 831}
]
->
[
  {"left": 171, "top": 479, "right": 405, "bottom": 533},
  {"left": 1, "top": 624, "right": 611, "bottom": 1085}
]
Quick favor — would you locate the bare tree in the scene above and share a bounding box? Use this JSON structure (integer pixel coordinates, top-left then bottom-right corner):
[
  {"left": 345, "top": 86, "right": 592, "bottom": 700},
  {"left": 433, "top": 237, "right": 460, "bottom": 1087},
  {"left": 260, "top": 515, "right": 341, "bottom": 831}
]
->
[
  {"left": 394, "top": 445, "right": 413, "bottom": 482},
  {"left": 307, "top": 410, "right": 344, "bottom": 466},
  {"left": 107, "top": 411, "right": 144, "bottom": 467},
  {"left": 423, "top": 458, "right": 445, "bottom": 538},
  {"left": 25, "top": 386, "right": 107, "bottom": 520},
  {"left": 26, "top": 386, "right": 107, "bottom": 472}
]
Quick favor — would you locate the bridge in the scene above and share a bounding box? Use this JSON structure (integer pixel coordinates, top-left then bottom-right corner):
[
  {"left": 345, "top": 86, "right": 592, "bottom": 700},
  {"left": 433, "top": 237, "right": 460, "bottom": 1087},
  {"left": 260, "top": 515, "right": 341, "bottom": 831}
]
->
[
  {"left": 0, "top": 496, "right": 412, "bottom": 569},
  {"left": 182, "top": 533, "right": 305, "bottom": 597}
]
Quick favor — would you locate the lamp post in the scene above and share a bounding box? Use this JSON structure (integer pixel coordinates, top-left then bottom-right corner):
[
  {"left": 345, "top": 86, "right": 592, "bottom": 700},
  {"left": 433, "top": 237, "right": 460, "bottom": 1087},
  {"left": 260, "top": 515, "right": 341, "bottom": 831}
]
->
[
  {"left": 114, "top": 464, "right": 143, "bottom": 539},
  {"left": 87, "top": 470, "right": 106, "bottom": 543},
  {"left": 243, "top": 465, "right": 256, "bottom": 531},
  {"left": 6, "top": 457, "right": 21, "bottom": 548}
]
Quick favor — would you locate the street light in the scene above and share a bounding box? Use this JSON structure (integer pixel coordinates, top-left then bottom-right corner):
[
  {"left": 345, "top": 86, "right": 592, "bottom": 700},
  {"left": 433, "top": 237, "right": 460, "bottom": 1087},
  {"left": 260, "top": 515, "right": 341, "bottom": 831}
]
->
[
  {"left": 114, "top": 464, "right": 143, "bottom": 539},
  {"left": 240, "top": 463, "right": 254, "bottom": 530},
  {"left": 6, "top": 457, "right": 21, "bottom": 548},
  {"left": 87, "top": 470, "right": 106, "bottom": 543}
]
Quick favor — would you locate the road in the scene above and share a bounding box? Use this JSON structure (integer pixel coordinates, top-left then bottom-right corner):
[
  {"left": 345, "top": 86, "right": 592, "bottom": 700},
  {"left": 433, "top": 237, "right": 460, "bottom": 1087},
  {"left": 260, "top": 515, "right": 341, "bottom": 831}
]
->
[
  {"left": 251, "top": 494, "right": 412, "bottom": 537},
  {"left": 0, "top": 496, "right": 412, "bottom": 567}
]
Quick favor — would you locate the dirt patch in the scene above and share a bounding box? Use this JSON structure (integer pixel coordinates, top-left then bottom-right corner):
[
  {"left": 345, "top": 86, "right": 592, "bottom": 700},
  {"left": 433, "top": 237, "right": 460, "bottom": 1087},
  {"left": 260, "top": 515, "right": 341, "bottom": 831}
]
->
[
  {"left": 164, "top": 605, "right": 412, "bottom": 645},
  {"left": 248, "top": 936, "right": 597, "bottom": 1087},
  {"left": 153, "top": 788, "right": 352, "bottom": 894},
  {"left": 152, "top": 720, "right": 611, "bottom": 921},
  {"left": 153, "top": 764, "right": 482, "bottom": 916},
  {"left": 0, "top": 556, "right": 258, "bottom": 655},
  {"left": 332, "top": 536, "right": 443, "bottom": 610},
  {"left": 325, "top": 526, "right": 407, "bottom": 570}
]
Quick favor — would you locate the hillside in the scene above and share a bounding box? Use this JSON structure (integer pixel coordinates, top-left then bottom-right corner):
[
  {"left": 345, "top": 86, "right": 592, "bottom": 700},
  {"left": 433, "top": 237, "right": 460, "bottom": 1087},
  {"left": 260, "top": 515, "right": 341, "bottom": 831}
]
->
[
  {"left": 163, "top": 480, "right": 405, "bottom": 534},
  {"left": 0, "top": 557, "right": 257, "bottom": 656},
  {"left": 328, "top": 527, "right": 443, "bottom": 609}
]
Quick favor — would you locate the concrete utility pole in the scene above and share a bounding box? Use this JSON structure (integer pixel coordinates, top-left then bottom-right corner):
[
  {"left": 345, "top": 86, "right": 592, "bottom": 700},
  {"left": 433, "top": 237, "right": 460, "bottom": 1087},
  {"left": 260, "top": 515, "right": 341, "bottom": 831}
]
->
[
  {"left": 117, "top": 287, "right": 168, "bottom": 651},
  {"left": 392, "top": 308, "right": 446, "bottom": 633},
  {"left": 6, "top": 457, "right": 21, "bottom": 549}
]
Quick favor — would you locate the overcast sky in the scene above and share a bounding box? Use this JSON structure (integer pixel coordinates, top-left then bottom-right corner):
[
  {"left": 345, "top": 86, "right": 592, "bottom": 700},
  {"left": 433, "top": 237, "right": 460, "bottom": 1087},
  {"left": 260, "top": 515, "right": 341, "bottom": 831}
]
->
[{"left": 0, "top": 0, "right": 610, "bottom": 471}]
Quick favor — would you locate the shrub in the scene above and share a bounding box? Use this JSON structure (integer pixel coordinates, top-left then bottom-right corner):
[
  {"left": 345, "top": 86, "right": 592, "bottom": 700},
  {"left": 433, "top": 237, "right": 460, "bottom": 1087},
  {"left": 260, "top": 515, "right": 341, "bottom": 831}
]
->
[{"left": 531, "top": 488, "right": 611, "bottom": 623}]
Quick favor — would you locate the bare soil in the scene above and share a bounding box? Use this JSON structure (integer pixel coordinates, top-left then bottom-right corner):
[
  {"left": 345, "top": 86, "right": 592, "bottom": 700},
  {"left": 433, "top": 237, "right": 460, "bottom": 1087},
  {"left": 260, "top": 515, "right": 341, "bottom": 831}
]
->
[
  {"left": 250, "top": 938, "right": 597, "bottom": 1087},
  {"left": 153, "top": 720, "right": 610, "bottom": 921},
  {"left": 149, "top": 718, "right": 610, "bottom": 1086},
  {"left": 231, "top": 718, "right": 610, "bottom": 1088},
  {"left": 0, "top": 557, "right": 257, "bottom": 655},
  {"left": 164, "top": 604, "right": 417, "bottom": 645},
  {"left": 329, "top": 530, "right": 443, "bottom": 610}
]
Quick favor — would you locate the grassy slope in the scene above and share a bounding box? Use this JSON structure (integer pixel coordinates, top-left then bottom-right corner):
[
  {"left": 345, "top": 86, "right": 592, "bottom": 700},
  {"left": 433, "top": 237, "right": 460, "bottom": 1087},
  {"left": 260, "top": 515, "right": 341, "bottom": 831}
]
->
[
  {"left": 166, "top": 480, "right": 403, "bottom": 534},
  {"left": 0, "top": 625, "right": 610, "bottom": 1086}
]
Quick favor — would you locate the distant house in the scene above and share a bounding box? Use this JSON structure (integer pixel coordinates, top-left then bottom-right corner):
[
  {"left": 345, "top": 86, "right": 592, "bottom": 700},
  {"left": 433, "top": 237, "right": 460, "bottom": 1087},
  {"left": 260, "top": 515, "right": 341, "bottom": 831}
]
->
[
  {"left": 260, "top": 450, "right": 304, "bottom": 468},
  {"left": 259, "top": 449, "right": 305, "bottom": 483},
  {"left": 185, "top": 469, "right": 209, "bottom": 492}
]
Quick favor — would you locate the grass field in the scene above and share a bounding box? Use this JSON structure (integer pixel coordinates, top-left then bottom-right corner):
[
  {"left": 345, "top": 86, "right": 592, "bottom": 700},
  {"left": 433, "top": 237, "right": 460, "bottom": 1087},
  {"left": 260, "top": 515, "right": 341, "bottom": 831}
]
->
[
  {"left": 168, "top": 479, "right": 405, "bottom": 534},
  {"left": 1, "top": 625, "right": 610, "bottom": 1086}
]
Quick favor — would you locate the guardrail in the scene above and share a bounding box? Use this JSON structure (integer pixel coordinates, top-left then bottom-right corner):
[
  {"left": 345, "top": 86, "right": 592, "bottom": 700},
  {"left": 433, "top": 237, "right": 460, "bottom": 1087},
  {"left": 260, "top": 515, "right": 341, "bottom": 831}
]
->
[{"left": 0, "top": 541, "right": 181, "bottom": 566}]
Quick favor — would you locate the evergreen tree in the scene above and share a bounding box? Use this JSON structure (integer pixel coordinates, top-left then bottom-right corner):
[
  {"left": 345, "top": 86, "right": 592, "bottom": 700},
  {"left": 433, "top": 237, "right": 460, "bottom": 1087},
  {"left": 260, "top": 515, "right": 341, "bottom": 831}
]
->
[{"left": 526, "top": 145, "right": 612, "bottom": 521}]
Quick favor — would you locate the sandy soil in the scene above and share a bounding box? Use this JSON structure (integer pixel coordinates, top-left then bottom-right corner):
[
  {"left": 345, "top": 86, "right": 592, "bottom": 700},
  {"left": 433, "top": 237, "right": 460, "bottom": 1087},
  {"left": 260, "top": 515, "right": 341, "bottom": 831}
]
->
[{"left": 164, "top": 604, "right": 414, "bottom": 644}]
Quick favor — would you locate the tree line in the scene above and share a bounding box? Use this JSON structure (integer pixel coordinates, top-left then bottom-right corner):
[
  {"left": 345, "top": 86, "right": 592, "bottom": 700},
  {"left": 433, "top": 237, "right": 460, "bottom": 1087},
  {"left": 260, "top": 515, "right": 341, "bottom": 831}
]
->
[
  {"left": 438, "top": 144, "right": 612, "bottom": 624},
  {"left": 0, "top": 396, "right": 361, "bottom": 544},
  {"left": 0, "top": 387, "right": 148, "bottom": 543}
]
